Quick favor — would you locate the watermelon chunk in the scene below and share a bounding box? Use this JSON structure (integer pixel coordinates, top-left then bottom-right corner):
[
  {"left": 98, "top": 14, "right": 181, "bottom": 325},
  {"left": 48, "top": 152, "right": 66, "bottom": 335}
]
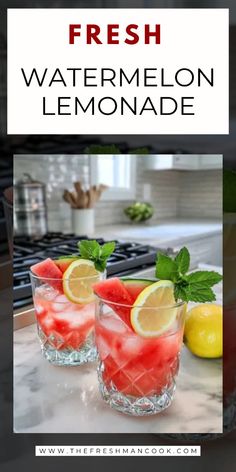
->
[
  {"left": 93, "top": 278, "right": 134, "bottom": 329},
  {"left": 31, "top": 258, "right": 63, "bottom": 293},
  {"left": 55, "top": 257, "right": 78, "bottom": 273},
  {"left": 121, "top": 278, "right": 154, "bottom": 303}
]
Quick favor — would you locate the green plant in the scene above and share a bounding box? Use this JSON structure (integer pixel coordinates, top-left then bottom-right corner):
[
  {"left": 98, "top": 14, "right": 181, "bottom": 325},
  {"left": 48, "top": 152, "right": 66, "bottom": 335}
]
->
[{"left": 124, "top": 202, "right": 154, "bottom": 222}]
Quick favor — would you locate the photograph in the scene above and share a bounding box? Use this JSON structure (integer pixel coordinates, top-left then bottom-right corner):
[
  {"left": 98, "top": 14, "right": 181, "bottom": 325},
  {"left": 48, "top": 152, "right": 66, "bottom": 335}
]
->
[{"left": 13, "top": 153, "right": 223, "bottom": 434}]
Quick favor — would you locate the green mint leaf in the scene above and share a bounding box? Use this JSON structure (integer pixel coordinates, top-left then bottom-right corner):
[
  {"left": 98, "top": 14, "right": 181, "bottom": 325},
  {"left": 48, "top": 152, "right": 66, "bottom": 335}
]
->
[
  {"left": 94, "top": 260, "right": 106, "bottom": 272},
  {"left": 174, "top": 247, "right": 190, "bottom": 275},
  {"left": 185, "top": 271, "right": 222, "bottom": 287},
  {"left": 78, "top": 240, "right": 100, "bottom": 260},
  {"left": 155, "top": 245, "right": 222, "bottom": 303},
  {"left": 174, "top": 270, "right": 222, "bottom": 303},
  {"left": 185, "top": 286, "right": 216, "bottom": 303},
  {"left": 101, "top": 242, "right": 116, "bottom": 259},
  {"left": 174, "top": 284, "right": 189, "bottom": 303},
  {"left": 155, "top": 252, "right": 179, "bottom": 282},
  {"left": 174, "top": 281, "right": 216, "bottom": 303},
  {"left": 77, "top": 239, "right": 115, "bottom": 272}
]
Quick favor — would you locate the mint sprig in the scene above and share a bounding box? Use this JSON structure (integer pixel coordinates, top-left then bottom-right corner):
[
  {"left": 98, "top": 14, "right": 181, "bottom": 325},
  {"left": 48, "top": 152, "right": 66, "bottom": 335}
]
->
[
  {"left": 156, "top": 247, "right": 222, "bottom": 303},
  {"left": 78, "top": 240, "right": 115, "bottom": 272},
  {"left": 174, "top": 246, "right": 190, "bottom": 275},
  {"left": 57, "top": 240, "right": 115, "bottom": 272},
  {"left": 155, "top": 253, "right": 179, "bottom": 282}
]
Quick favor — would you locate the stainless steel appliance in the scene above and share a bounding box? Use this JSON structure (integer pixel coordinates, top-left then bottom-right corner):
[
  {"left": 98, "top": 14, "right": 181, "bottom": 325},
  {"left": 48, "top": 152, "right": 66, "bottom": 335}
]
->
[{"left": 14, "top": 173, "right": 48, "bottom": 237}]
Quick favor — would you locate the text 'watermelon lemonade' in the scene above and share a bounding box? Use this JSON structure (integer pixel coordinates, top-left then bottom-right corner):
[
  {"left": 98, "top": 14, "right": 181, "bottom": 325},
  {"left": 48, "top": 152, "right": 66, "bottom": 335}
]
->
[{"left": 94, "top": 277, "right": 187, "bottom": 416}]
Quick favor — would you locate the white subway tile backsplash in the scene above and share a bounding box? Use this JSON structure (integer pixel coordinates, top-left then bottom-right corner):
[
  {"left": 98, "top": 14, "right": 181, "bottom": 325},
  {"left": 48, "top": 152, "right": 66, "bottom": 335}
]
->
[{"left": 178, "top": 170, "right": 222, "bottom": 218}]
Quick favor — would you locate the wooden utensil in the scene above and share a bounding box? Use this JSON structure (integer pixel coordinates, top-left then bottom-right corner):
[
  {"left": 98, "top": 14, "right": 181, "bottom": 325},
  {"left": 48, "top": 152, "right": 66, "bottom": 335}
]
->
[
  {"left": 87, "top": 187, "right": 96, "bottom": 208},
  {"left": 96, "top": 184, "right": 109, "bottom": 201},
  {"left": 63, "top": 182, "right": 109, "bottom": 209},
  {"left": 73, "top": 181, "right": 88, "bottom": 208},
  {"left": 63, "top": 190, "right": 78, "bottom": 209}
]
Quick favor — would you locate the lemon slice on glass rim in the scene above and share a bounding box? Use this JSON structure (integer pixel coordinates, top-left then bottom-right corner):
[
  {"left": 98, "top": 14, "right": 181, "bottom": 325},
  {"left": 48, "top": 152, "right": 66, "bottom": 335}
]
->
[
  {"left": 63, "top": 259, "right": 100, "bottom": 304},
  {"left": 130, "top": 280, "right": 178, "bottom": 337}
]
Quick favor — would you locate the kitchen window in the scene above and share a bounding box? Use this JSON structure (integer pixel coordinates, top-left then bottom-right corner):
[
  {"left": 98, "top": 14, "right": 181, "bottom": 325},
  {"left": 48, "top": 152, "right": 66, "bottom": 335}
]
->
[{"left": 90, "top": 155, "right": 136, "bottom": 200}]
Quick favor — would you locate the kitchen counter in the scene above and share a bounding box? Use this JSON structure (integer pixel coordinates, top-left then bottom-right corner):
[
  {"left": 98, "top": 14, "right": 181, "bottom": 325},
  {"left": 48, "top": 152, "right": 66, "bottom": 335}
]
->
[
  {"left": 14, "top": 266, "right": 222, "bottom": 434},
  {"left": 95, "top": 219, "right": 222, "bottom": 247},
  {"left": 96, "top": 219, "right": 222, "bottom": 268},
  {"left": 14, "top": 330, "right": 222, "bottom": 434}
]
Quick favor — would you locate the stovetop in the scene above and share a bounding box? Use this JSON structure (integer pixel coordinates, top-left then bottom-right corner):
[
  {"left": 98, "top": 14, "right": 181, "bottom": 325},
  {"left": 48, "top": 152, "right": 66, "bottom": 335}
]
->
[{"left": 14, "top": 232, "right": 174, "bottom": 310}]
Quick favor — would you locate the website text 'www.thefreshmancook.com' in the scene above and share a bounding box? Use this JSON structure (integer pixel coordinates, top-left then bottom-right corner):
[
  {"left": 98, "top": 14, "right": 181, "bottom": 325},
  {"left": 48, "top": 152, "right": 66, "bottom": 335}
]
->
[{"left": 35, "top": 446, "right": 201, "bottom": 457}]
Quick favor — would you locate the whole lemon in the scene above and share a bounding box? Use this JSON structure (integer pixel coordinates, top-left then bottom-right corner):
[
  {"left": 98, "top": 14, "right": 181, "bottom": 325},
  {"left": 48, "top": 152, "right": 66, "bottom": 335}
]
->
[{"left": 184, "top": 304, "right": 222, "bottom": 358}]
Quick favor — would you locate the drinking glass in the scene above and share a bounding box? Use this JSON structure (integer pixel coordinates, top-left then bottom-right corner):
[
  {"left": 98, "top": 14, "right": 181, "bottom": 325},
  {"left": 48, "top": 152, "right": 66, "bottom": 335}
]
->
[
  {"left": 95, "top": 291, "right": 186, "bottom": 416},
  {"left": 30, "top": 271, "right": 104, "bottom": 366}
]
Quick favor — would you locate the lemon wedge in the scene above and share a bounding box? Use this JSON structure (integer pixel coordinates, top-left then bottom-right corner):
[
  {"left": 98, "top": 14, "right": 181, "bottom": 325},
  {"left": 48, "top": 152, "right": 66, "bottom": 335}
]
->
[
  {"left": 130, "top": 280, "right": 178, "bottom": 337},
  {"left": 63, "top": 259, "right": 100, "bottom": 304}
]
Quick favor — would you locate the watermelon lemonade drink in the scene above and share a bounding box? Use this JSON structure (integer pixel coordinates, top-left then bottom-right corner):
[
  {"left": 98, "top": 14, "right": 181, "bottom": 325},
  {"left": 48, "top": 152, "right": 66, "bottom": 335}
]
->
[
  {"left": 94, "top": 247, "right": 222, "bottom": 416},
  {"left": 94, "top": 277, "right": 186, "bottom": 415},
  {"left": 30, "top": 240, "right": 115, "bottom": 366}
]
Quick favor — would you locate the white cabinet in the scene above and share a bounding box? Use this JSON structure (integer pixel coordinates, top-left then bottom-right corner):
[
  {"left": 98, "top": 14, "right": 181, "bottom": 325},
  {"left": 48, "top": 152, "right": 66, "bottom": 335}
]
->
[
  {"left": 174, "top": 234, "right": 222, "bottom": 268},
  {"left": 144, "top": 154, "right": 222, "bottom": 171},
  {"left": 144, "top": 155, "right": 199, "bottom": 170}
]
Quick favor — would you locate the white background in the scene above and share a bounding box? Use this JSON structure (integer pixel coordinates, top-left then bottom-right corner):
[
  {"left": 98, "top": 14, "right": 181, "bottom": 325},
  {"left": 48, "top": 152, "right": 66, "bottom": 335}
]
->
[{"left": 7, "top": 8, "right": 229, "bottom": 135}]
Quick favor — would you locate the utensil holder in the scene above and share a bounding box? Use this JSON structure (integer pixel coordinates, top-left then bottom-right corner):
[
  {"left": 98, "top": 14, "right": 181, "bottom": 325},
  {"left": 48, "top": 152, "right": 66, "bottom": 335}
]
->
[{"left": 71, "top": 208, "right": 95, "bottom": 236}]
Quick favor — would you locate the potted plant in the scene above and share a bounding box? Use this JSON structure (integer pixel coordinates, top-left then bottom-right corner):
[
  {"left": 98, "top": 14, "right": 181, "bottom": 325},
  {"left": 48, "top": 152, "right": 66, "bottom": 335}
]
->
[{"left": 124, "top": 202, "right": 154, "bottom": 223}]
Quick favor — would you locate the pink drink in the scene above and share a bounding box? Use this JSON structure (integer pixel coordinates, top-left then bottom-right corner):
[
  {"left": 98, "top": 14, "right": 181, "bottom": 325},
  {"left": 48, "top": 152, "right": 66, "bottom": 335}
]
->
[
  {"left": 32, "top": 285, "right": 97, "bottom": 365},
  {"left": 96, "top": 310, "right": 183, "bottom": 398},
  {"left": 35, "top": 289, "right": 95, "bottom": 350}
]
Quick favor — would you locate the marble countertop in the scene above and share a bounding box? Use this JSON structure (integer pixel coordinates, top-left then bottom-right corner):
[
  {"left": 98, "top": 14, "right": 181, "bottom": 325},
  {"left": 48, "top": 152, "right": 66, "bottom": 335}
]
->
[
  {"left": 95, "top": 219, "right": 222, "bottom": 247},
  {"left": 14, "top": 327, "right": 222, "bottom": 434},
  {"left": 14, "top": 266, "right": 222, "bottom": 434}
]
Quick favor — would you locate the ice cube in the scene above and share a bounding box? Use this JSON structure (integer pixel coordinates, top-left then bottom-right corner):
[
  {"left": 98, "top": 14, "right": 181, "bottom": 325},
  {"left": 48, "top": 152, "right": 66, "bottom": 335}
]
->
[
  {"left": 157, "top": 332, "right": 180, "bottom": 361},
  {"left": 40, "top": 314, "right": 55, "bottom": 335},
  {"left": 97, "top": 335, "right": 110, "bottom": 360},
  {"left": 35, "top": 284, "right": 59, "bottom": 301},
  {"left": 42, "top": 316, "right": 54, "bottom": 328},
  {"left": 100, "top": 313, "right": 127, "bottom": 334},
  {"left": 81, "top": 302, "right": 96, "bottom": 318},
  {"left": 121, "top": 335, "right": 145, "bottom": 357},
  {"left": 52, "top": 294, "right": 72, "bottom": 312},
  {"left": 53, "top": 311, "right": 82, "bottom": 328},
  {"left": 53, "top": 305, "right": 95, "bottom": 329},
  {"left": 34, "top": 303, "right": 45, "bottom": 315}
]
